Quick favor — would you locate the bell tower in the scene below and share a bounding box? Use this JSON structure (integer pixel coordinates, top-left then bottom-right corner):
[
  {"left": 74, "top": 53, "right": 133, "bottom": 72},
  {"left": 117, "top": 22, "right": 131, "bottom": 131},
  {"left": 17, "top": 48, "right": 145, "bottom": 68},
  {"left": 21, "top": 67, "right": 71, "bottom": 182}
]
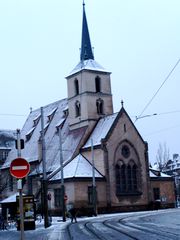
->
[{"left": 66, "top": 2, "right": 113, "bottom": 130}]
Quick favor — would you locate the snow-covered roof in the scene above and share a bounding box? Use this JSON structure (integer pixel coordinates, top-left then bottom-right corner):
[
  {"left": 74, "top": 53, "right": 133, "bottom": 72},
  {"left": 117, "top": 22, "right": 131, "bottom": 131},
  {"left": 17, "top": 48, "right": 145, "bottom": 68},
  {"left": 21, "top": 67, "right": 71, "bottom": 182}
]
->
[
  {"left": 149, "top": 168, "right": 172, "bottom": 178},
  {"left": 1, "top": 99, "right": 87, "bottom": 172},
  {"left": 83, "top": 113, "right": 118, "bottom": 149},
  {"left": 0, "top": 130, "right": 16, "bottom": 140},
  {"left": 0, "top": 130, "right": 16, "bottom": 149},
  {"left": 67, "top": 59, "right": 110, "bottom": 77},
  {"left": 51, "top": 154, "right": 104, "bottom": 181},
  {"left": 0, "top": 192, "right": 25, "bottom": 203}
]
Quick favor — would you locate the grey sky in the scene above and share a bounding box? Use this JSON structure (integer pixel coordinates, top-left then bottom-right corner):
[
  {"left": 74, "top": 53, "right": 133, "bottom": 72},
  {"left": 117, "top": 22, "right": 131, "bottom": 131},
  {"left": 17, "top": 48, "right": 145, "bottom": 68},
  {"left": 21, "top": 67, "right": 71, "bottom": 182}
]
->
[{"left": 0, "top": 0, "right": 179, "bottom": 163}]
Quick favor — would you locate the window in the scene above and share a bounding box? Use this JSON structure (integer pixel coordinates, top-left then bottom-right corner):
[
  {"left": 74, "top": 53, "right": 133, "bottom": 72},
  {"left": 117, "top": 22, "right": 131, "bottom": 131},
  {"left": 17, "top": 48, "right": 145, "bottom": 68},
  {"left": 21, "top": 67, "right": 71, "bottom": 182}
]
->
[
  {"left": 25, "top": 127, "right": 35, "bottom": 141},
  {"left": 95, "top": 76, "right": 101, "bottom": 92},
  {"left": 115, "top": 160, "right": 138, "bottom": 195},
  {"left": 124, "top": 124, "right": 126, "bottom": 133},
  {"left": 33, "top": 114, "right": 41, "bottom": 127},
  {"left": 116, "top": 161, "right": 126, "bottom": 194},
  {"left": 0, "top": 150, "right": 9, "bottom": 161},
  {"left": 96, "top": 98, "right": 103, "bottom": 114},
  {"left": 88, "top": 186, "right": 97, "bottom": 205},
  {"left": 75, "top": 101, "right": 81, "bottom": 117},
  {"left": 153, "top": 188, "right": 160, "bottom": 200},
  {"left": 47, "top": 107, "right": 57, "bottom": 122},
  {"left": 54, "top": 189, "right": 61, "bottom": 207},
  {"left": 74, "top": 79, "right": 79, "bottom": 95},
  {"left": 88, "top": 186, "right": 93, "bottom": 205}
]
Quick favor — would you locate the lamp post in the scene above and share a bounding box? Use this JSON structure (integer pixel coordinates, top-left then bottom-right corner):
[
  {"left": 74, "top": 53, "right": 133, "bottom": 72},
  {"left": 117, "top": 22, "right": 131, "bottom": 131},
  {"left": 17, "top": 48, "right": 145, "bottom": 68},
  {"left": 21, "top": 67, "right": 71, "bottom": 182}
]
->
[
  {"left": 59, "top": 126, "right": 66, "bottom": 222},
  {"left": 41, "top": 107, "right": 49, "bottom": 228},
  {"left": 91, "top": 138, "right": 97, "bottom": 216}
]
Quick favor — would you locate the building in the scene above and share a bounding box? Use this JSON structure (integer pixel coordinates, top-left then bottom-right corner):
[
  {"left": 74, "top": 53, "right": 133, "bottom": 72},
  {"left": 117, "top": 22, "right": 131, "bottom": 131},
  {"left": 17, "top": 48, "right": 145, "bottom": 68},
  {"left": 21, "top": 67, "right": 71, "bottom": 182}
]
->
[
  {"left": 0, "top": 3, "right": 175, "bottom": 217},
  {"left": 0, "top": 130, "right": 16, "bottom": 199},
  {"left": 162, "top": 154, "right": 180, "bottom": 206}
]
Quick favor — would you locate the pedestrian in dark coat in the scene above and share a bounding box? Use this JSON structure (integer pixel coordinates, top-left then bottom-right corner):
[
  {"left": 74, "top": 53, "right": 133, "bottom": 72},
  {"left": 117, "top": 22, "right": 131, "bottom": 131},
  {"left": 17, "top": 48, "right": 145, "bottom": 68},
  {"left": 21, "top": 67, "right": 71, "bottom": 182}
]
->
[
  {"left": 68, "top": 208, "right": 77, "bottom": 223},
  {"left": 1, "top": 216, "right": 7, "bottom": 230}
]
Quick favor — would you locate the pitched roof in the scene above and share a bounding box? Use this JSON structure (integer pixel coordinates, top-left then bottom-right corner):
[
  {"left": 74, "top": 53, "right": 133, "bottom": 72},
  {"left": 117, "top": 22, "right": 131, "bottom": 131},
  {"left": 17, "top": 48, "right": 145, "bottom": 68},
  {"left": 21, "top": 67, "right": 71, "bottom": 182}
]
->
[
  {"left": 51, "top": 154, "right": 104, "bottom": 181},
  {"left": 149, "top": 168, "right": 172, "bottom": 178},
  {"left": 67, "top": 59, "right": 110, "bottom": 77},
  {"left": 0, "top": 192, "right": 25, "bottom": 203},
  {"left": 83, "top": 112, "right": 118, "bottom": 148},
  {"left": 1, "top": 99, "right": 87, "bottom": 172}
]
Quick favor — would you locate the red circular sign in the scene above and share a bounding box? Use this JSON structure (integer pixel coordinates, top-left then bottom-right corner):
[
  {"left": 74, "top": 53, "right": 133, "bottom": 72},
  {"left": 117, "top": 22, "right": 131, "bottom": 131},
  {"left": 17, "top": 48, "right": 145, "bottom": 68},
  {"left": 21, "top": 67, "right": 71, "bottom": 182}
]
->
[
  {"left": 64, "top": 195, "right": 68, "bottom": 201},
  {"left": 10, "top": 158, "right": 30, "bottom": 179}
]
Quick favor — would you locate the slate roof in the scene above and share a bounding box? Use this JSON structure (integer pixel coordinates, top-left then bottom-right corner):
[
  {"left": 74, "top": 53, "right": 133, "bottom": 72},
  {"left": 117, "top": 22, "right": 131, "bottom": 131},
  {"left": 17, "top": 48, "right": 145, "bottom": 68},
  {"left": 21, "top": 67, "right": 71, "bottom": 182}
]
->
[
  {"left": 68, "top": 59, "right": 110, "bottom": 77},
  {"left": 1, "top": 99, "right": 87, "bottom": 173},
  {"left": 83, "top": 112, "right": 118, "bottom": 149},
  {"left": 51, "top": 154, "right": 104, "bottom": 181},
  {"left": 0, "top": 129, "right": 16, "bottom": 149}
]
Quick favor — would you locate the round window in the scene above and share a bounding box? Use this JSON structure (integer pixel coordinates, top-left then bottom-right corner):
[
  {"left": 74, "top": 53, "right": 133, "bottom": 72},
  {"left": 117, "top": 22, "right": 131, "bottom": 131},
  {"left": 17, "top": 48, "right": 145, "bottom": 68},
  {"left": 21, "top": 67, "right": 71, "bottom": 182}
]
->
[{"left": 121, "top": 145, "right": 130, "bottom": 158}]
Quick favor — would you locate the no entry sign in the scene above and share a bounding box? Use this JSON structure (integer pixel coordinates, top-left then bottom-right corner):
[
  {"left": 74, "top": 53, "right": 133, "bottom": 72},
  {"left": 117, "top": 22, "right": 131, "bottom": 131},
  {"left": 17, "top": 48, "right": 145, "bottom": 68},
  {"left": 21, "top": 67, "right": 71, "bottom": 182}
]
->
[{"left": 10, "top": 158, "right": 30, "bottom": 178}]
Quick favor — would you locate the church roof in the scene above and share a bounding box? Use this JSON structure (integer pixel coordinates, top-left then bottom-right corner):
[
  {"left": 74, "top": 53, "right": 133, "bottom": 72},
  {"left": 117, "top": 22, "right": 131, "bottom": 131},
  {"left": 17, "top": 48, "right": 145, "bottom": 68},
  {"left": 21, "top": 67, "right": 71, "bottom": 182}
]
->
[
  {"left": 68, "top": 59, "right": 110, "bottom": 77},
  {"left": 51, "top": 154, "right": 104, "bottom": 181},
  {"left": 1, "top": 99, "right": 87, "bottom": 172},
  {"left": 83, "top": 112, "right": 118, "bottom": 149}
]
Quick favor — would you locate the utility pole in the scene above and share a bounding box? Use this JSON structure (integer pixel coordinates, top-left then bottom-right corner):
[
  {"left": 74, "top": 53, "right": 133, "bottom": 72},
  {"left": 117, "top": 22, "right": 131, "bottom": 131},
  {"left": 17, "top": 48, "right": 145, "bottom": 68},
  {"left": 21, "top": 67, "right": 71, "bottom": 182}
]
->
[
  {"left": 91, "top": 138, "right": 97, "bottom": 216},
  {"left": 16, "top": 129, "right": 25, "bottom": 240},
  {"left": 41, "top": 107, "right": 49, "bottom": 228},
  {"left": 59, "top": 126, "right": 66, "bottom": 222}
]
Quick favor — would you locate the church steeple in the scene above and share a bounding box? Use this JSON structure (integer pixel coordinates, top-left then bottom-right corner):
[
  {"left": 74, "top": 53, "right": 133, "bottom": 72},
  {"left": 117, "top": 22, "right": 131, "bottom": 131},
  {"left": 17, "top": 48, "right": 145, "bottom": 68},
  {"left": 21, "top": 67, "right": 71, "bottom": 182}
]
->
[
  {"left": 80, "top": 1, "right": 94, "bottom": 61},
  {"left": 66, "top": 1, "right": 113, "bottom": 130}
]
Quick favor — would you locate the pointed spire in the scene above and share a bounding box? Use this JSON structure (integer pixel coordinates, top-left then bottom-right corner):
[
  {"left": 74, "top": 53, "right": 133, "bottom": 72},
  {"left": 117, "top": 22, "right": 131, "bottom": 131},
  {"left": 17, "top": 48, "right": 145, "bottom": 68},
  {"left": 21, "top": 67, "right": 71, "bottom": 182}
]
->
[{"left": 80, "top": 1, "right": 94, "bottom": 61}]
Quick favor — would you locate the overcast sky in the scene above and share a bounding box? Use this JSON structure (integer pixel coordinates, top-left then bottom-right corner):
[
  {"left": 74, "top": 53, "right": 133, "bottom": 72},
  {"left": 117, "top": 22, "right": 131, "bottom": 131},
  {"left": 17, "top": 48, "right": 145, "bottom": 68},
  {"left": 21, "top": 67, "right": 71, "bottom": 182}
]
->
[{"left": 0, "top": 0, "right": 180, "bottom": 163}]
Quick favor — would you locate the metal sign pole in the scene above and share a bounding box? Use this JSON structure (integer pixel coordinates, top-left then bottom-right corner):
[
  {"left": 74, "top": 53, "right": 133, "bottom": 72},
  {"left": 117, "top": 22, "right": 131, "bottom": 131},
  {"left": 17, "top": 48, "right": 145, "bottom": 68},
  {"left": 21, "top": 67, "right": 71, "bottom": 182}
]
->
[
  {"left": 18, "top": 180, "right": 25, "bottom": 240},
  {"left": 16, "top": 129, "right": 25, "bottom": 240}
]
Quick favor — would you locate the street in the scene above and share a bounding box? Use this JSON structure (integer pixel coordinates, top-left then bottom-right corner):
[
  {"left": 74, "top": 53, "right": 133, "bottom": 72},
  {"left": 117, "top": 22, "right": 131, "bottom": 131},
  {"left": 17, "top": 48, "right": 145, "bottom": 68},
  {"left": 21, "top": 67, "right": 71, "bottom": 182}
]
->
[{"left": 1, "top": 209, "right": 180, "bottom": 240}]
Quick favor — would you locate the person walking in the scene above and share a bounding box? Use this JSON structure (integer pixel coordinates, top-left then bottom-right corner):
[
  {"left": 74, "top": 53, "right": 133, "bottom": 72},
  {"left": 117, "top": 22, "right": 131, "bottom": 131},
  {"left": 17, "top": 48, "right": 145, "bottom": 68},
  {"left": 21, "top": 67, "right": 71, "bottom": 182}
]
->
[
  {"left": 1, "top": 216, "right": 7, "bottom": 230},
  {"left": 68, "top": 207, "right": 77, "bottom": 223}
]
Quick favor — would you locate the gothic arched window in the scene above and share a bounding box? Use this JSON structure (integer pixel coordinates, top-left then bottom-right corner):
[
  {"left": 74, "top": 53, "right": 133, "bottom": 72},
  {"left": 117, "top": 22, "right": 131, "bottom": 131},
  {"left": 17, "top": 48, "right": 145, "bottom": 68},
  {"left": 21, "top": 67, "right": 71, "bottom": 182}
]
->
[
  {"left": 95, "top": 76, "right": 101, "bottom": 92},
  {"left": 115, "top": 159, "right": 139, "bottom": 195},
  {"left": 115, "top": 161, "right": 126, "bottom": 194},
  {"left": 74, "top": 79, "right": 79, "bottom": 96},
  {"left": 96, "top": 98, "right": 103, "bottom": 114},
  {"left": 132, "top": 164, "right": 138, "bottom": 190},
  {"left": 75, "top": 101, "right": 81, "bottom": 117}
]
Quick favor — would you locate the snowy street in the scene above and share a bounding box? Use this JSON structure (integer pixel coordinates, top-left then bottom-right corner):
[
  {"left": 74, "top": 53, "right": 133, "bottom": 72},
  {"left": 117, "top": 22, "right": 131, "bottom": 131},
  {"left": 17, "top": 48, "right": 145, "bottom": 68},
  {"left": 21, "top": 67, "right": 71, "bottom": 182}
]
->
[{"left": 1, "top": 209, "right": 180, "bottom": 240}]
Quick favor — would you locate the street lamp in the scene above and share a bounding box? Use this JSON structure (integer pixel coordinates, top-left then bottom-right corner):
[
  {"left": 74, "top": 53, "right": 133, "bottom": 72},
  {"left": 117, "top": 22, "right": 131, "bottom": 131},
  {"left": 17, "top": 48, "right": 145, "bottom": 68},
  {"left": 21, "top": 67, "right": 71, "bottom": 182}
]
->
[
  {"left": 58, "top": 126, "right": 66, "bottom": 222},
  {"left": 91, "top": 138, "right": 97, "bottom": 216}
]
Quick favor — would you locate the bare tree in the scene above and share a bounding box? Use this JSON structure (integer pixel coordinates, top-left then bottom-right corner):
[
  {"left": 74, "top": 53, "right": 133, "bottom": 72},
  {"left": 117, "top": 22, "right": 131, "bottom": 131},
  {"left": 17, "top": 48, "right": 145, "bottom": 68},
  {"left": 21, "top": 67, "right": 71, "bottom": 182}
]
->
[{"left": 156, "top": 142, "right": 170, "bottom": 171}]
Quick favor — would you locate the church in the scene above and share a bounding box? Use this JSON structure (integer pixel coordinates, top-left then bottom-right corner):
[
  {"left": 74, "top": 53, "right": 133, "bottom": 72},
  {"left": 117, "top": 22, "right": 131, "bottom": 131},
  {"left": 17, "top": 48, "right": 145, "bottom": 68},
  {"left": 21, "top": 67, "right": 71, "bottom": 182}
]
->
[{"left": 0, "top": 3, "right": 175, "bottom": 217}]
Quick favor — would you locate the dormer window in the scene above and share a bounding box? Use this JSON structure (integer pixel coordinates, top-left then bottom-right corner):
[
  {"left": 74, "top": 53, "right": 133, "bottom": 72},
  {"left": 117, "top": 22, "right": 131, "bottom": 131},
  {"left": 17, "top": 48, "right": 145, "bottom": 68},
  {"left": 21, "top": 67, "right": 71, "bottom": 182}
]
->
[
  {"left": 33, "top": 114, "right": 41, "bottom": 127},
  {"left": 25, "top": 127, "right": 35, "bottom": 141},
  {"left": 95, "top": 76, "right": 101, "bottom": 92},
  {"left": 96, "top": 98, "right": 103, "bottom": 114},
  {"left": 63, "top": 106, "right": 69, "bottom": 118},
  {"left": 75, "top": 101, "right": 81, "bottom": 117},
  {"left": 74, "top": 79, "right": 79, "bottom": 95},
  {"left": 47, "top": 107, "right": 57, "bottom": 122}
]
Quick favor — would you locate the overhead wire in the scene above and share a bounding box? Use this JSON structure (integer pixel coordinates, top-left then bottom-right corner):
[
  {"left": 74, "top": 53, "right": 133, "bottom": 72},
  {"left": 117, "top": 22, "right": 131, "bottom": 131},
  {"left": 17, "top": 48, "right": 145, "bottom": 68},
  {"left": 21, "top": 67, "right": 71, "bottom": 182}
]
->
[
  {"left": 135, "top": 58, "right": 180, "bottom": 122},
  {"left": 0, "top": 113, "right": 27, "bottom": 117}
]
